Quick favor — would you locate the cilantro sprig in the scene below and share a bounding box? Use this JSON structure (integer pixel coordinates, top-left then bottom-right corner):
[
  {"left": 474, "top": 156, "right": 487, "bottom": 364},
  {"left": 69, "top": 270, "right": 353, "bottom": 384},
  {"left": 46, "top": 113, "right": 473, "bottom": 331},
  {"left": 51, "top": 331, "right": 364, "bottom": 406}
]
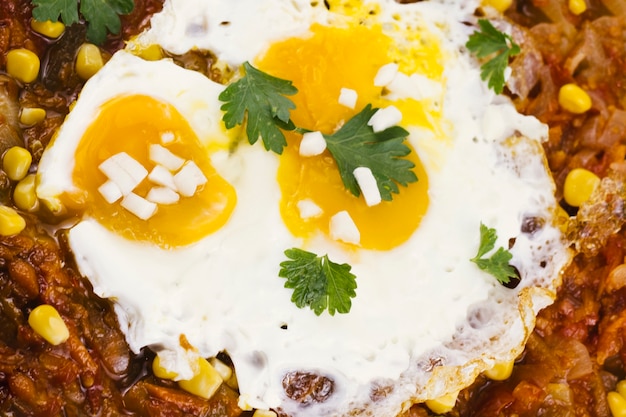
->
[
  {"left": 279, "top": 248, "right": 357, "bottom": 316},
  {"left": 465, "top": 19, "right": 520, "bottom": 94},
  {"left": 219, "top": 62, "right": 297, "bottom": 154},
  {"left": 31, "top": 0, "right": 134, "bottom": 45},
  {"left": 219, "top": 62, "right": 417, "bottom": 201},
  {"left": 324, "top": 105, "right": 416, "bottom": 201},
  {"left": 470, "top": 223, "right": 518, "bottom": 285}
]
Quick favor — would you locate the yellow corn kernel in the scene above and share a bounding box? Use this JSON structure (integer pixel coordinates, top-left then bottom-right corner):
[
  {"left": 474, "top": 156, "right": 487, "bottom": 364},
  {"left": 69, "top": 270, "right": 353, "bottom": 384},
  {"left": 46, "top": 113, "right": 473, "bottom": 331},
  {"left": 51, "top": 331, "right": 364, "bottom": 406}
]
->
[
  {"left": 617, "top": 380, "right": 626, "bottom": 399},
  {"left": 253, "top": 410, "right": 277, "bottom": 417},
  {"left": 425, "top": 391, "right": 459, "bottom": 414},
  {"left": 0, "top": 206, "right": 25, "bottom": 236},
  {"left": 178, "top": 357, "right": 223, "bottom": 400},
  {"left": 484, "top": 360, "right": 514, "bottom": 381},
  {"left": 568, "top": 0, "right": 587, "bottom": 15},
  {"left": 30, "top": 19, "right": 65, "bottom": 39},
  {"left": 138, "top": 44, "right": 163, "bottom": 61},
  {"left": 20, "top": 107, "right": 46, "bottom": 126},
  {"left": 483, "top": 0, "right": 513, "bottom": 12},
  {"left": 608, "top": 391, "right": 626, "bottom": 417},
  {"left": 152, "top": 354, "right": 179, "bottom": 380},
  {"left": 3, "top": 146, "right": 32, "bottom": 181},
  {"left": 210, "top": 357, "right": 233, "bottom": 381},
  {"left": 559, "top": 83, "right": 592, "bottom": 114},
  {"left": 14, "top": 174, "right": 39, "bottom": 212},
  {"left": 75, "top": 43, "right": 104, "bottom": 80},
  {"left": 6, "top": 49, "right": 40, "bottom": 84},
  {"left": 563, "top": 167, "right": 600, "bottom": 207},
  {"left": 28, "top": 304, "right": 69, "bottom": 345}
]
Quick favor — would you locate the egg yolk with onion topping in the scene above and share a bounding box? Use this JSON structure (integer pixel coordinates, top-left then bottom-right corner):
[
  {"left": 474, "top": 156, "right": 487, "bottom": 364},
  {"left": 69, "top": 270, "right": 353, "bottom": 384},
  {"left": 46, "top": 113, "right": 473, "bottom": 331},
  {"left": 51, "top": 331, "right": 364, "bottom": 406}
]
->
[
  {"left": 258, "top": 23, "right": 441, "bottom": 250},
  {"left": 70, "top": 94, "right": 236, "bottom": 247}
]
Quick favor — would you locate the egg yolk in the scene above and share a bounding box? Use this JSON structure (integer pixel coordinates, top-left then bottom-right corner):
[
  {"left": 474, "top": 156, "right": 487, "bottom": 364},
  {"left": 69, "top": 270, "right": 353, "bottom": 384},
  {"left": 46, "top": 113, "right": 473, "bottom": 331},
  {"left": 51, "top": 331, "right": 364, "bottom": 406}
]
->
[
  {"left": 258, "top": 23, "right": 441, "bottom": 250},
  {"left": 71, "top": 94, "right": 236, "bottom": 247}
]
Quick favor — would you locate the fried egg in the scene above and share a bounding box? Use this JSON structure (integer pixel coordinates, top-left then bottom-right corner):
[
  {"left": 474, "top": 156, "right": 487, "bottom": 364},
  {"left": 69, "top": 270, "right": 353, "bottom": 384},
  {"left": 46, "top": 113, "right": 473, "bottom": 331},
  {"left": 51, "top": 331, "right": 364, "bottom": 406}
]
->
[{"left": 36, "top": 0, "right": 571, "bottom": 416}]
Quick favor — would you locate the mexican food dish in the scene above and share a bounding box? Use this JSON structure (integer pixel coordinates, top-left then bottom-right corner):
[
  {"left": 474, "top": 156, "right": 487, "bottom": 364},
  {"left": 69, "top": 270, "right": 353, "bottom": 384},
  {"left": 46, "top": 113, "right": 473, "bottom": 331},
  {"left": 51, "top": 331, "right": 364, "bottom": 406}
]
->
[{"left": 0, "top": 0, "right": 624, "bottom": 416}]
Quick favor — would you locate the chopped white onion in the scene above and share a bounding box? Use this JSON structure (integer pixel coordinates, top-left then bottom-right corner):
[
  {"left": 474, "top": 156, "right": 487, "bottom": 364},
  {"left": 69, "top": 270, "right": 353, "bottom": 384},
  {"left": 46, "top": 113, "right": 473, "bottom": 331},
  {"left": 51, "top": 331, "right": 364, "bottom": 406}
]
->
[
  {"left": 173, "top": 161, "right": 208, "bottom": 197},
  {"left": 148, "top": 165, "right": 177, "bottom": 190},
  {"left": 98, "top": 165, "right": 135, "bottom": 195},
  {"left": 98, "top": 180, "right": 123, "bottom": 204},
  {"left": 386, "top": 73, "right": 419, "bottom": 100},
  {"left": 299, "top": 131, "right": 327, "bottom": 157},
  {"left": 373, "top": 63, "right": 399, "bottom": 87},
  {"left": 367, "top": 106, "right": 402, "bottom": 133},
  {"left": 329, "top": 211, "right": 360, "bottom": 245},
  {"left": 113, "top": 152, "right": 149, "bottom": 183},
  {"left": 146, "top": 187, "right": 180, "bottom": 205},
  {"left": 98, "top": 152, "right": 148, "bottom": 195},
  {"left": 297, "top": 199, "right": 323, "bottom": 219},
  {"left": 338, "top": 88, "right": 358, "bottom": 109},
  {"left": 353, "top": 167, "right": 381, "bottom": 207},
  {"left": 98, "top": 156, "right": 123, "bottom": 181},
  {"left": 149, "top": 144, "right": 185, "bottom": 171},
  {"left": 121, "top": 192, "right": 158, "bottom": 220},
  {"left": 160, "top": 131, "right": 176, "bottom": 144}
]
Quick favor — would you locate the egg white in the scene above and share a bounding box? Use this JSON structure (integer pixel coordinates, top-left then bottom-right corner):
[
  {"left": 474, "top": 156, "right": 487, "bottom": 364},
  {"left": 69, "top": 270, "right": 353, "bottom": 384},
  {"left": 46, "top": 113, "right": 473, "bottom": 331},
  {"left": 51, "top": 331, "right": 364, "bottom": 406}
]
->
[{"left": 37, "top": 1, "right": 571, "bottom": 417}]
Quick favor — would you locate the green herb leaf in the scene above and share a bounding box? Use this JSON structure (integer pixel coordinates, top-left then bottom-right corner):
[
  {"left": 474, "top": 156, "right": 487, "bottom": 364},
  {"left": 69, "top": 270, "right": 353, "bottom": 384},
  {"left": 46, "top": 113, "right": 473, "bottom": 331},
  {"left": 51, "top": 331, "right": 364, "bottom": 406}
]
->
[
  {"left": 470, "top": 223, "right": 518, "bottom": 285},
  {"left": 219, "top": 61, "right": 298, "bottom": 154},
  {"left": 81, "top": 0, "right": 134, "bottom": 45},
  {"left": 279, "top": 248, "right": 357, "bottom": 316},
  {"left": 31, "top": 0, "right": 134, "bottom": 45},
  {"left": 32, "top": 0, "right": 79, "bottom": 26},
  {"left": 324, "top": 104, "right": 417, "bottom": 201},
  {"left": 465, "top": 19, "right": 520, "bottom": 94}
]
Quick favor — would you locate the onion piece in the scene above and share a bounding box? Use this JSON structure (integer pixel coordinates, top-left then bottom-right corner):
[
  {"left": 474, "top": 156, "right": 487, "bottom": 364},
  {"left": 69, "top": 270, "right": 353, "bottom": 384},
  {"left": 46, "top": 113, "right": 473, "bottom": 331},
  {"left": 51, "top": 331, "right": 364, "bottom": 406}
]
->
[
  {"left": 564, "top": 339, "right": 593, "bottom": 380},
  {"left": 0, "top": 76, "right": 23, "bottom": 156},
  {"left": 98, "top": 180, "right": 123, "bottom": 204},
  {"left": 173, "top": 161, "right": 208, "bottom": 197},
  {"left": 329, "top": 211, "right": 360, "bottom": 245},
  {"left": 149, "top": 144, "right": 185, "bottom": 171},
  {"left": 160, "top": 131, "right": 176, "bottom": 144},
  {"left": 299, "top": 131, "right": 326, "bottom": 157},
  {"left": 146, "top": 187, "right": 180, "bottom": 205},
  {"left": 99, "top": 152, "right": 148, "bottom": 195},
  {"left": 353, "top": 167, "right": 381, "bottom": 207},
  {"left": 120, "top": 192, "right": 157, "bottom": 220},
  {"left": 367, "top": 106, "right": 402, "bottom": 132},
  {"left": 374, "top": 63, "right": 398, "bottom": 87},
  {"left": 148, "top": 165, "right": 177, "bottom": 190},
  {"left": 338, "top": 88, "right": 357, "bottom": 109},
  {"left": 297, "top": 199, "right": 323, "bottom": 219}
]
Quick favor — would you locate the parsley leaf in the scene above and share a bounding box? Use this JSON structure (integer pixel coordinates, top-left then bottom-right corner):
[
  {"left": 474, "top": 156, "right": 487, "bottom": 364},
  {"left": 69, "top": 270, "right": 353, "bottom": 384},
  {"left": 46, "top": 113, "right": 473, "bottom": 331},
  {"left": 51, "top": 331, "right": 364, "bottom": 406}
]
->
[
  {"left": 81, "top": 0, "right": 134, "bottom": 45},
  {"left": 465, "top": 19, "right": 520, "bottom": 94},
  {"left": 32, "top": 0, "right": 79, "bottom": 26},
  {"left": 31, "top": 0, "right": 134, "bottom": 45},
  {"left": 324, "top": 104, "right": 417, "bottom": 201},
  {"left": 470, "top": 223, "right": 518, "bottom": 285},
  {"left": 219, "top": 62, "right": 298, "bottom": 154},
  {"left": 279, "top": 248, "right": 357, "bottom": 316}
]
